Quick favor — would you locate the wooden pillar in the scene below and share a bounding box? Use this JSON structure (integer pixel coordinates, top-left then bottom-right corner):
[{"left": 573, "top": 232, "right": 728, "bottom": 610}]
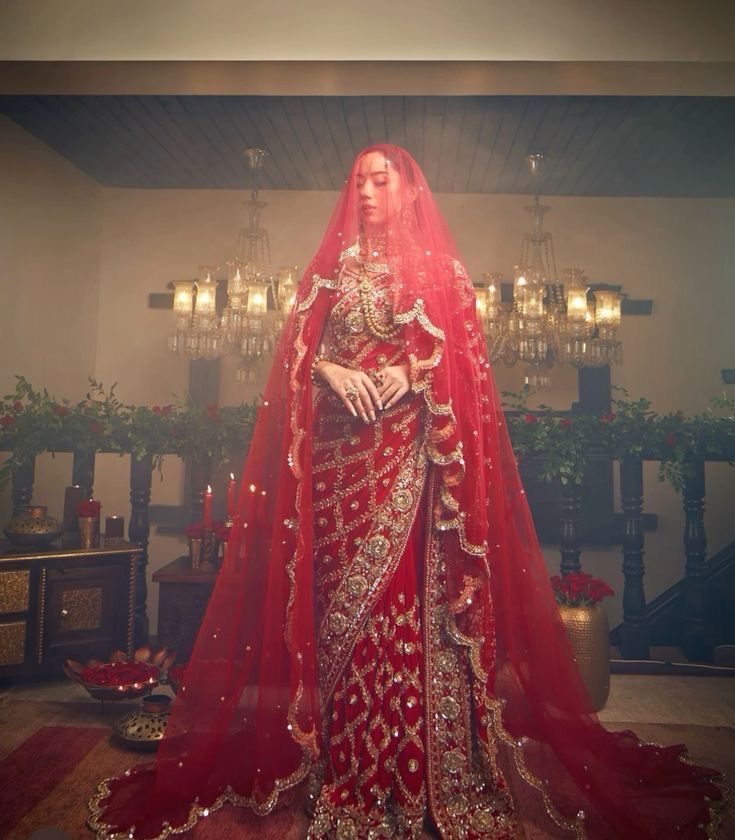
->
[
  {"left": 11, "top": 458, "right": 35, "bottom": 516},
  {"left": 186, "top": 357, "right": 219, "bottom": 525},
  {"left": 620, "top": 458, "right": 649, "bottom": 659},
  {"left": 682, "top": 460, "right": 712, "bottom": 662},
  {"left": 129, "top": 453, "right": 152, "bottom": 645},
  {"left": 559, "top": 480, "right": 582, "bottom": 575},
  {"left": 72, "top": 449, "right": 95, "bottom": 499}
]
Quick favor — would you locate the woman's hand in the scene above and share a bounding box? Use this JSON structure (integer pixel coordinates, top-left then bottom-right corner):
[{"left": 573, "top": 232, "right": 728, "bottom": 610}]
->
[
  {"left": 316, "top": 362, "right": 382, "bottom": 422},
  {"left": 377, "top": 364, "right": 411, "bottom": 410}
]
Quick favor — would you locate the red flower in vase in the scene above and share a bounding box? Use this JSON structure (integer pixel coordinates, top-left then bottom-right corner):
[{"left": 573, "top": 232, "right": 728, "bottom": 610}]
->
[
  {"left": 77, "top": 499, "right": 102, "bottom": 517},
  {"left": 185, "top": 522, "right": 205, "bottom": 540},
  {"left": 53, "top": 405, "right": 69, "bottom": 417},
  {"left": 550, "top": 572, "right": 614, "bottom": 607},
  {"left": 0, "top": 416, "right": 13, "bottom": 427},
  {"left": 524, "top": 414, "right": 538, "bottom": 425}
]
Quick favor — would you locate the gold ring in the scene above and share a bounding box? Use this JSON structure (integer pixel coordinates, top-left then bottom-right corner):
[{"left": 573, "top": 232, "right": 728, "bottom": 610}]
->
[{"left": 345, "top": 385, "right": 359, "bottom": 401}]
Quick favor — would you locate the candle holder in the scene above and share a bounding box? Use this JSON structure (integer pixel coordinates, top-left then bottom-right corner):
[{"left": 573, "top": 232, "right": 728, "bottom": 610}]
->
[
  {"left": 201, "top": 528, "right": 218, "bottom": 566},
  {"left": 189, "top": 537, "right": 203, "bottom": 572},
  {"left": 105, "top": 515, "right": 125, "bottom": 547}
]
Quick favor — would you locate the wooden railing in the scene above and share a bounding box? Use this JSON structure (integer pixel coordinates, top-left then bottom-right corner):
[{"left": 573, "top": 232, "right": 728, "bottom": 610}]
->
[
  {"left": 5, "top": 445, "right": 733, "bottom": 663},
  {"left": 552, "top": 454, "right": 732, "bottom": 663}
]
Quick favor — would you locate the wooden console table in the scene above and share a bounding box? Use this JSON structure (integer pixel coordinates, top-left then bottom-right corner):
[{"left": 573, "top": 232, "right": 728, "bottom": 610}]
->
[
  {"left": 153, "top": 556, "right": 218, "bottom": 662},
  {"left": 0, "top": 541, "right": 141, "bottom": 680}
]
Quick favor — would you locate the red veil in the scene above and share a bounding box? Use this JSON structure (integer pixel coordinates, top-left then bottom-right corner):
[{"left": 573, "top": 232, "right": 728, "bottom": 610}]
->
[{"left": 88, "top": 145, "right": 724, "bottom": 839}]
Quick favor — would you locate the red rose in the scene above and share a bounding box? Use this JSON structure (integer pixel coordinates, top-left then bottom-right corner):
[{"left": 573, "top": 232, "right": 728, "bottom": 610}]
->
[
  {"left": 53, "top": 405, "right": 69, "bottom": 417},
  {"left": 600, "top": 412, "right": 616, "bottom": 423},
  {"left": 77, "top": 499, "right": 102, "bottom": 517},
  {"left": 524, "top": 413, "right": 538, "bottom": 425},
  {"left": 12, "top": 401, "right": 23, "bottom": 413},
  {"left": 206, "top": 403, "right": 220, "bottom": 421},
  {"left": 152, "top": 405, "right": 163, "bottom": 415},
  {"left": 161, "top": 405, "right": 174, "bottom": 417},
  {"left": 185, "top": 522, "right": 205, "bottom": 539},
  {"left": 0, "top": 415, "right": 13, "bottom": 427},
  {"left": 664, "top": 433, "right": 678, "bottom": 447},
  {"left": 560, "top": 418, "right": 573, "bottom": 429},
  {"left": 89, "top": 420, "right": 103, "bottom": 434}
]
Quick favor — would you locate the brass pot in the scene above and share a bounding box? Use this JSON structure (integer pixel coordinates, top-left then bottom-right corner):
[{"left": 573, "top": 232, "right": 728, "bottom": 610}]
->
[
  {"left": 4, "top": 505, "right": 63, "bottom": 547},
  {"left": 558, "top": 603, "right": 610, "bottom": 711}
]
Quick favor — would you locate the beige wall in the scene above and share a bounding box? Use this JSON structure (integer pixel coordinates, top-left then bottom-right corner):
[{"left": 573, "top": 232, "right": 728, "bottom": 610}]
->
[
  {"left": 1, "top": 0, "right": 735, "bottom": 62},
  {"left": 0, "top": 113, "right": 103, "bottom": 537},
  {"left": 2, "top": 115, "right": 734, "bottom": 633}
]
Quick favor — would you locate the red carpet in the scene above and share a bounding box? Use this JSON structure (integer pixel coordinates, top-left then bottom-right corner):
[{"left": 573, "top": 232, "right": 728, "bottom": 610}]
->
[
  {"left": 0, "top": 724, "right": 107, "bottom": 837},
  {"left": 0, "top": 700, "right": 731, "bottom": 838}
]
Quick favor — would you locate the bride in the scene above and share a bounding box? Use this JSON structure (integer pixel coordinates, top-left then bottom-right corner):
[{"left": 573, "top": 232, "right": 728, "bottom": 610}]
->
[{"left": 88, "top": 144, "right": 724, "bottom": 839}]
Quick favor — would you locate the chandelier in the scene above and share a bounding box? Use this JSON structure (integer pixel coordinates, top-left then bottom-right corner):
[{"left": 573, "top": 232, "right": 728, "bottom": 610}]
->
[
  {"left": 167, "top": 148, "right": 298, "bottom": 383},
  {"left": 474, "top": 154, "right": 623, "bottom": 388}
]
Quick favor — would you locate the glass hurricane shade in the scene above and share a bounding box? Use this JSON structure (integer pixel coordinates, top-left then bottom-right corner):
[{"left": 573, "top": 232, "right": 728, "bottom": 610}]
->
[
  {"left": 593, "top": 290, "right": 623, "bottom": 329},
  {"left": 246, "top": 283, "right": 268, "bottom": 317},
  {"left": 194, "top": 271, "right": 217, "bottom": 319}
]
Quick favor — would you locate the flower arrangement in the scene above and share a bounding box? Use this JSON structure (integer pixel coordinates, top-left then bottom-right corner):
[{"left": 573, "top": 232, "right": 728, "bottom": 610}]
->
[
  {"left": 63, "top": 645, "right": 176, "bottom": 701},
  {"left": 184, "top": 522, "right": 205, "bottom": 540},
  {"left": 502, "top": 386, "right": 735, "bottom": 489},
  {"left": 0, "top": 376, "right": 258, "bottom": 488},
  {"left": 77, "top": 499, "right": 102, "bottom": 517},
  {"left": 0, "top": 376, "right": 732, "bottom": 494},
  {"left": 550, "top": 572, "right": 614, "bottom": 607}
]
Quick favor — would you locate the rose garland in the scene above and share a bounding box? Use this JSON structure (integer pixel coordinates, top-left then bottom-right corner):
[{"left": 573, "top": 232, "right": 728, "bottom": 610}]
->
[{"left": 0, "top": 377, "right": 733, "bottom": 492}]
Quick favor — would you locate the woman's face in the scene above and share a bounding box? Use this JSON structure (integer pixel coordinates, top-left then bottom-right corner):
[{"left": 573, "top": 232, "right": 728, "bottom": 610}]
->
[{"left": 355, "top": 151, "right": 403, "bottom": 231}]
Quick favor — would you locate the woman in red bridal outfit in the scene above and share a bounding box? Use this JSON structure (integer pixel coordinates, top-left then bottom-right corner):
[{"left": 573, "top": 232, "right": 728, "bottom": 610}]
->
[{"left": 88, "top": 145, "right": 725, "bottom": 839}]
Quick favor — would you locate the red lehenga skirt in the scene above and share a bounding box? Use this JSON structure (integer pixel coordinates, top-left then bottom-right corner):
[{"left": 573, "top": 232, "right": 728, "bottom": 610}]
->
[{"left": 306, "top": 383, "right": 516, "bottom": 839}]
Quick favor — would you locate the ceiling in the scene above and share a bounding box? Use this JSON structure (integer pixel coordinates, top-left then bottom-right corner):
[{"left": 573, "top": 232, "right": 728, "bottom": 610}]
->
[{"left": 1, "top": 94, "right": 734, "bottom": 197}]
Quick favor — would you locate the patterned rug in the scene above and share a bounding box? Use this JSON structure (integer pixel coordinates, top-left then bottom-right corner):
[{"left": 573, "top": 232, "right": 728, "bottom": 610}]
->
[{"left": 0, "top": 698, "right": 732, "bottom": 839}]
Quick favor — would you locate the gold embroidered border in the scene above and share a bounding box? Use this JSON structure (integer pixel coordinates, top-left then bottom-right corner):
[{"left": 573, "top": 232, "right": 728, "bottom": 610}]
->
[
  {"left": 445, "top": 612, "right": 587, "bottom": 839},
  {"left": 423, "top": 485, "right": 516, "bottom": 838},
  {"left": 297, "top": 273, "right": 340, "bottom": 313},
  {"left": 87, "top": 749, "right": 312, "bottom": 840},
  {"left": 394, "top": 297, "right": 446, "bottom": 341}
]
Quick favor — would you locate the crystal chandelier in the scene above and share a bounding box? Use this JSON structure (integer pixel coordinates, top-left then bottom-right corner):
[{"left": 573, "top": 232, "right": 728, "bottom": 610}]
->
[
  {"left": 167, "top": 148, "right": 298, "bottom": 382},
  {"left": 474, "top": 154, "right": 623, "bottom": 388}
]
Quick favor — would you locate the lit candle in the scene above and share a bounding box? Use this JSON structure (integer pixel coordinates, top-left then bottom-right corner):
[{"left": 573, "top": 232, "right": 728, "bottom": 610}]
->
[
  {"left": 227, "top": 473, "right": 237, "bottom": 518},
  {"left": 203, "top": 484, "right": 214, "bottom": 529}
]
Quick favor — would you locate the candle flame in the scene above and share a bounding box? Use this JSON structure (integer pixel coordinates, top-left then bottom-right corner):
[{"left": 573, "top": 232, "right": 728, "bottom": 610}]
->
[
  {"left": 230, "top": 473, "right": 235, "bottom": 480},
  {"left": 206, "top": 485, "right": 212, "bottom": 494}
]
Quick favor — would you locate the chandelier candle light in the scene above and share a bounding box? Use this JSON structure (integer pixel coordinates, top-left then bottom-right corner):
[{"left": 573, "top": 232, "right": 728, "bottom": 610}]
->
[{"left": 475, "top": 154, "right": 624, "bottom": 387}]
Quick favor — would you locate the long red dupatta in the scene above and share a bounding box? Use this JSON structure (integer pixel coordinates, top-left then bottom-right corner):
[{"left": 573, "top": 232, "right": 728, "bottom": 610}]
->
[{"left": 88, "top": 145, "right": 725, "bottom": 839}]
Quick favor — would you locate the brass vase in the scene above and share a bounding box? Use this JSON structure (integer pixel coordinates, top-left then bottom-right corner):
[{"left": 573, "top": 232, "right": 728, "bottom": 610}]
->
[
  {"left": 78, "top": 515, "right": 99, "bottom": 549},
  {"left": 558, "top": 603, "right": 610, "bottom": 711}
]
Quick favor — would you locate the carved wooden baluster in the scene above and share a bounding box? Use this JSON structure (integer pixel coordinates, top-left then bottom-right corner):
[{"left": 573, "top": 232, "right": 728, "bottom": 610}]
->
[
  {"left": 129, "top": 453, "right": 152, "bottom": 645},
  {"left": 11, "top": 458, "right": 35, "bottom": 516},
  {"left": 682, "top": 459, "right": 711, "bottom": 662},
  {"left": 620, "top": 458, "right": 649, "bottom": 659},
  {"left": 72, "top": 449, "right": 95, "bottom": 499},
  {"left": 559, "top": 480, "right": 582, "bottom": 575}
]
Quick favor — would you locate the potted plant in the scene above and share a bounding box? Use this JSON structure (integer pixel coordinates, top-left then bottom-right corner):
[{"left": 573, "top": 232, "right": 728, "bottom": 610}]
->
[{"left": 550, "top": 572, "right": 615, "bottom": 710}]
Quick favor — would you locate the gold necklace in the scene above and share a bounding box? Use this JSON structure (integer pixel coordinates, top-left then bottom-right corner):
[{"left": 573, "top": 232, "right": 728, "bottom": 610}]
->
[{"left": 358, "top": 265, "right": 400, "bottom": 340}]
